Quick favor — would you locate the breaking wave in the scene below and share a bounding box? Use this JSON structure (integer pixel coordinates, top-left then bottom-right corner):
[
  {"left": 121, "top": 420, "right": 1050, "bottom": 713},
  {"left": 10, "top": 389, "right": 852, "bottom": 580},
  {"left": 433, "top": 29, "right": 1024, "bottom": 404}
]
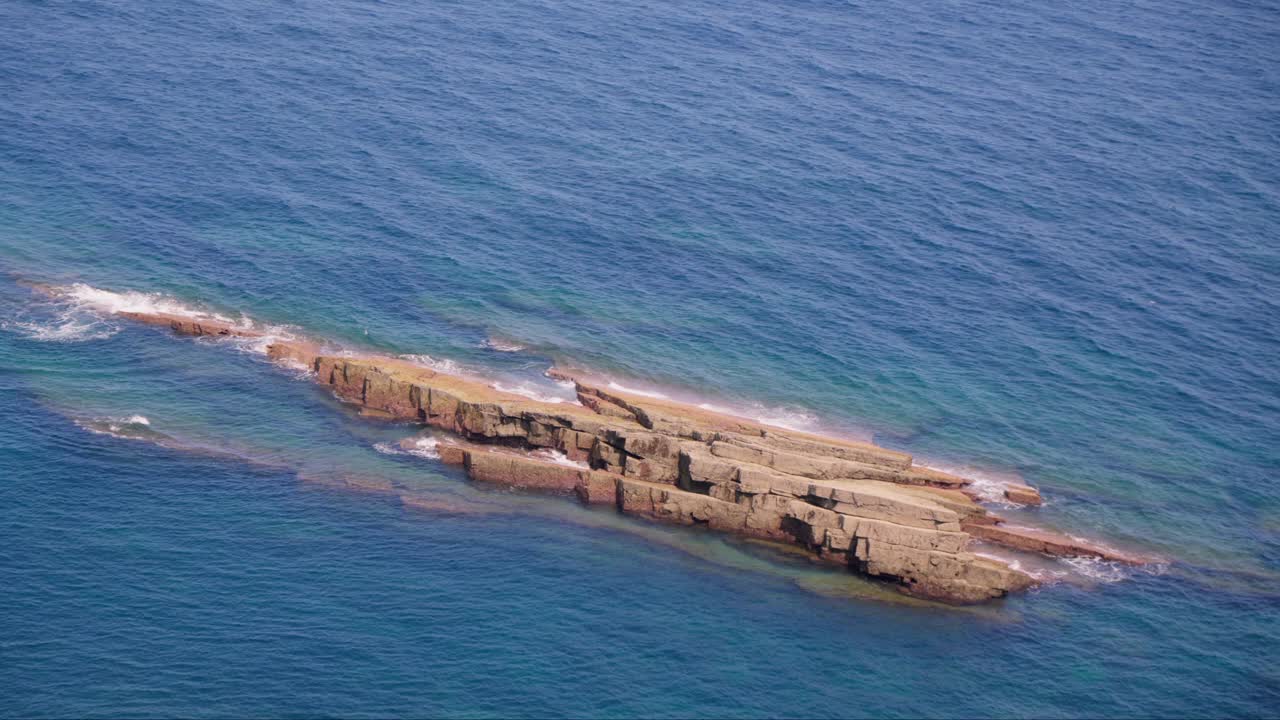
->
[
  {"left": 492, "top": 380, "right": 579, "bottom": 405},
  {"left": 483, "top": 337, "right": 526, "bottom": 352},
  {"left": 62, "top": 284, "right": 308, "bottom": 364},
  {"left": 399, "top": 353, "right": 466, "bottom": 376},
  {"left": 58, "top": 283, "right": 239, "bottom": 323},
  {"left": 374, "top": 436, "right": 441, "bottom": 460},
  {"left": 589, "top": 378, "right": 824, "bottom": 433},
  {"left": 695, "top": 401, "right": 821, "bottom": 432},
  {"left": 531, "top": 449, "right": 589, "bottom": 469},
  {"left": 216, "top": 329, "right": 305, "bottom": 365},
  {"left": 974, "top": 543, "right": 1165, "bottom": 587},
  {"left": 4, "top": 311, "right": 119, "bottom": 342},
  {"left": 11, "top": 284, "right": 306, "bottom": 366},
  {"left": 917, "top": 459, "right": 1033, "bottom": 507},
  {"left": 1059, "top": 556, "right": 1133, "bottom": 583},
  {"left": 606, "top": 381, "right": 670, "bottom": 399}
]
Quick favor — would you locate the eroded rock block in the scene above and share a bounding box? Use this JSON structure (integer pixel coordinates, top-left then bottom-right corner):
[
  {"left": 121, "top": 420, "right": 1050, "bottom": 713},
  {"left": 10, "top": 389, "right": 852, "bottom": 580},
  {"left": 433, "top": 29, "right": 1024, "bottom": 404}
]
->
[
  {"left": 465, "top": 451, "right": 585, "bottom": 492},
  {"left": 1003, "top": 483, "right": 1043, "bottom": 505}
]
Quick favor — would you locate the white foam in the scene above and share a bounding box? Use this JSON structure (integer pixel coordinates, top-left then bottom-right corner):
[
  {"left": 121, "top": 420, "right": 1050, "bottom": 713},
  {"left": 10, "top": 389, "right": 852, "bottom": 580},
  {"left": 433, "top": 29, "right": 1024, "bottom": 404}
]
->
[
  {"left": 492, "top": 381, "right": 579, "bottom": 405},
  {"left": 483, "top": 337, "right": 526, "bottom": 352},
  {"left": 1059, "top": 556, "right": 1131, "bottom": 583},
  {"left": 917, "top": 459, "right": 1028, "bottom": 507},
  {"left": 74, "top": 414, "right": 155, "bottom": 440},
  {"left": 606, "top": 381, "right": 669, "bottom": 399},
  {"left": 601, "top": 379, "right": 822, "bottom": 433},
  {"left": 398, "top": 354, "right": 580, "bottom": 405},
  {"left": 59, "top": 283, "right": 238, "bottom": 324},
  {"left": 40, "top": 284, "right": 322, "bottom": 373},
  {"left": 4, "top": 313, "right": 118, "bottom": 342},
  {"left": 695, "top": 401, "right": 819, "bottom": 432},
  {"left": 532, "top": 449, "right": 589, "bottom": 469},
  {"left": 15, "top": 283, "right": 309, "bottom": 353},
  {"left": 966, "top": 475, "right": 1015, "bottom": 505},
  {"left": 399, "top": 353, "right": 465, "bottom": 376},
  {"left": 991, "top": 553, "right": 1071, "bottom": 583},
  {"left": 265, "top": 356, "right": 313, "bottom": 378},
  {"left": 403, "top": 437, "right": 440, "bottom": 459},
  {"left": 375, "top": 436, "right": 441, "bottom": 460},
  {"left": 751, "top": 406, "right": 821, "bottom": 432},
  {"left": 975, "top": 541, "right": 1161, "bottom": 587},
  {"left": 213, "top": 325, "right": 304, "bottom": 363}
]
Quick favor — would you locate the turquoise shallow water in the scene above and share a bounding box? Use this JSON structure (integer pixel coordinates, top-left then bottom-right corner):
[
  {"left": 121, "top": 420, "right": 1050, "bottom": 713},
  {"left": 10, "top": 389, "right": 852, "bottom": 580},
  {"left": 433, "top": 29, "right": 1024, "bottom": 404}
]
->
[{"left": 2, "top": 0, "right": 1279, "bottom": 716}]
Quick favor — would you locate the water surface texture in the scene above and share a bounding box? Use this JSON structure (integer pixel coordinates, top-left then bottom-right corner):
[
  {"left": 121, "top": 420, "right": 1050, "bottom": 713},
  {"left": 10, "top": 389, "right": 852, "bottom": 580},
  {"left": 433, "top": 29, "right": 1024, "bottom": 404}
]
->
[{"left": 2, "top": 0, "right": 1279, "bottom": 717}]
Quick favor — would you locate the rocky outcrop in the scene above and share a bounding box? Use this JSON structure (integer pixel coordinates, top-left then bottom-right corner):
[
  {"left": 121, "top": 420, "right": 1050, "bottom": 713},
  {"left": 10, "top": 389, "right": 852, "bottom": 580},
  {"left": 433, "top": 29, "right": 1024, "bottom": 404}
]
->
[
  {"left": 279, "top": 350, "right": 1041, "bottom": 602},
  {"left": 87, "top": 303, "right": 1154, "bottom": 604}
]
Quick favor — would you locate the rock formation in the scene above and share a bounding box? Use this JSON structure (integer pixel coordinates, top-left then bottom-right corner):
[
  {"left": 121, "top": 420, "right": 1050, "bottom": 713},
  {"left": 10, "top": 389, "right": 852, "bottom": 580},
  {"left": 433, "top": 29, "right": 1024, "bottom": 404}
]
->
[{"left": 84, "top": 303, "right": 1150, "bottom": 604}]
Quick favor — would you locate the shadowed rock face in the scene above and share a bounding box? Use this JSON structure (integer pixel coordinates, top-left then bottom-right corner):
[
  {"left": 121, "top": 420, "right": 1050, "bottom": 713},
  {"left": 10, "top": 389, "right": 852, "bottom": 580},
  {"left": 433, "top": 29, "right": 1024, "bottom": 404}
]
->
[{"left": 99, "top": 306, "right": 1147, "bottom": 603}]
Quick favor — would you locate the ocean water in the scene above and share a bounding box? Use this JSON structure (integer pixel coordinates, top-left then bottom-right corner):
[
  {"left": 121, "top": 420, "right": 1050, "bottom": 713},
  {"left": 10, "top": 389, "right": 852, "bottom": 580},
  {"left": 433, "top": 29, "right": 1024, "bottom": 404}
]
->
[{"left": 2, "top": 0, "right": 1278, "bottom": 716}]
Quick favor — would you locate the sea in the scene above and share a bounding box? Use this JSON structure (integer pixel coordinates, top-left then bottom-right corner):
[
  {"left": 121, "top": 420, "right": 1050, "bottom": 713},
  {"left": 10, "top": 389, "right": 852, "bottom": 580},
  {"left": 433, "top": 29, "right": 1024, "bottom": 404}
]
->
[{"left": 1, "top": 0, "right": 1277, "bottom": 717}]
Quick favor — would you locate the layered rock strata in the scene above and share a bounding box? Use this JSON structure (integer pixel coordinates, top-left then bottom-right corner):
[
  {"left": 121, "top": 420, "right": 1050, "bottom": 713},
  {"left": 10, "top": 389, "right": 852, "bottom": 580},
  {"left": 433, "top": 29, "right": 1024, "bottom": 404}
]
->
[{"left": 100, "top": 306, "right": 1148, "bottom": 603}]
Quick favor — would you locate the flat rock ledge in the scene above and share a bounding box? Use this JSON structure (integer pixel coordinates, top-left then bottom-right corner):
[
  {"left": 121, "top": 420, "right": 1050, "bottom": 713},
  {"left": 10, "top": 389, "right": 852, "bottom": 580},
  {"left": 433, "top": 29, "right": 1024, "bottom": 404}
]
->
[{"left": 119, "top": 308, "right": 1148, "bottom": 604}]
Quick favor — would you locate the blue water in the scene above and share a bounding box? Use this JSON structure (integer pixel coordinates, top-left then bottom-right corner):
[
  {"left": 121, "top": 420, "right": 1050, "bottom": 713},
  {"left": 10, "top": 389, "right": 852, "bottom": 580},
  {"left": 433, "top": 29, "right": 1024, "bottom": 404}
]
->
[{"left": 2, "top": 0, "right": 1278, "bottom": 716}]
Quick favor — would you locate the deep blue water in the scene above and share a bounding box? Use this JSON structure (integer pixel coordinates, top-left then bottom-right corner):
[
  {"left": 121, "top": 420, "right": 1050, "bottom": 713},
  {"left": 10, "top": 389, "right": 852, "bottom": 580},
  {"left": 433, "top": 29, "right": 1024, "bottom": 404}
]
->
[{"left": 2, "top": 0, "right": 1279, "bottom": 717}]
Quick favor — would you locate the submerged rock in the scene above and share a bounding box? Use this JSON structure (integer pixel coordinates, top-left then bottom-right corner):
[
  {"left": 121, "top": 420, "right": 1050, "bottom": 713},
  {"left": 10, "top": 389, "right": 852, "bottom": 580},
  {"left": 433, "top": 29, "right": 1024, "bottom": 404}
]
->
[{"left": 964, "top": 523, "right": 1147, "bottom": 565}]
